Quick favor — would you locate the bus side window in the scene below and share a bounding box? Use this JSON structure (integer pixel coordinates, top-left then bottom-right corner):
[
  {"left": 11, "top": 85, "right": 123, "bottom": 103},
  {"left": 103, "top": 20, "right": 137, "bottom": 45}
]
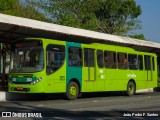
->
[
  {"left": 128, "top": 54, "right": 138, "bottom": 70},
  {"left": 84, "top": 48, "right": 94, "bottom": 67},
  {"left": 46, "top": 44, "right": 65, "bottom": 74},
  {"left": 152, "top": 57, "right": 155, "bottom": 71},
  {"left": 68, "top": 47, "right": 82, "bottom": 67},
  {"left": 118, "top": 52, "right": 128, "bottom": 69},
  {"left": 104, "top": 51, "right": 117, "bottom": 69},
  {"left": 84, "top": 49, "right": 88, "bottom": 67},
  {"left": 138, "top": 55, "right": 143, "bottom": 70},
  {"left": 144, "top": 55, "right": 151, "bottom": 70},
  {"left": 97, "top": 50, "right": 104, "bottom": 68}
]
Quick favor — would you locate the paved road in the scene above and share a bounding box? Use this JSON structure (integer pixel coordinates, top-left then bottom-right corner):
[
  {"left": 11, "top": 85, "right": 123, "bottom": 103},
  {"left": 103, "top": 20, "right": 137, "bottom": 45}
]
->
[{"left": 0, "top": 92, "right": 160, "bottom": 119}]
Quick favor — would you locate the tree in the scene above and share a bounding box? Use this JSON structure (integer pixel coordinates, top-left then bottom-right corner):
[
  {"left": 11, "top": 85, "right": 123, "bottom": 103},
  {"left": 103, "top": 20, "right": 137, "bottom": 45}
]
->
[
  {"left": 94, "top": 0, "right": 142, "bottom": 35},
  {"left": 0, "top": 0, "right": 17, "bottom": 12},
  {"left": 37, "top": 0, "right": 99, "bottom": 31},
  {"left": 0, "top": 0, "right": 49, "bottom": 22},
  {"left": 129, "top": 34, "right": 146, "bottom": 40},
  {"left": 0, "top": 0, "right": 144, "bottom": 40},
  {"left": 39, "top": 0, "right": 142, "bottom": 37}
]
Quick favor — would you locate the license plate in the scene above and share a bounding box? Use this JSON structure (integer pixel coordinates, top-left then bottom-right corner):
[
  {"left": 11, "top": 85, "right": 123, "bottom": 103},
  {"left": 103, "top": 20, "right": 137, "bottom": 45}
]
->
[{"left": 17, "top": 87, "right": 23, "bottom": 90}]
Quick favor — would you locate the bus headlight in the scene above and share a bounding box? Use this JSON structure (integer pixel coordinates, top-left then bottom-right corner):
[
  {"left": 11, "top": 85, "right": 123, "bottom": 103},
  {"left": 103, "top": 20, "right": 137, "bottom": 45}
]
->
[{"left": 31, "top": 77, "right": 43, "bottom": 85}]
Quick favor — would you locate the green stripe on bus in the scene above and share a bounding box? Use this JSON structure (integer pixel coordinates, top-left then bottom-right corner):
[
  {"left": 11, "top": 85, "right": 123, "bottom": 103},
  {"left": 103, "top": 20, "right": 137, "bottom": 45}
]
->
[{"left": 66, "top": 42, "right": 82, "bottom": 91}]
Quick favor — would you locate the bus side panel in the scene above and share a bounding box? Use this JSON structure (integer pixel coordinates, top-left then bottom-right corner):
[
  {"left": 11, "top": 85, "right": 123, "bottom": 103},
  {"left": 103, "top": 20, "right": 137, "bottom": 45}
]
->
[
  {"left": 44, "top": 40, "right": 66, "bottom": 93},
  {"left": 145, "top": 55, "right": 157, "bottom": 89},
  {"left": 45, "top": 63, "right": 66, "bottom": 93}
]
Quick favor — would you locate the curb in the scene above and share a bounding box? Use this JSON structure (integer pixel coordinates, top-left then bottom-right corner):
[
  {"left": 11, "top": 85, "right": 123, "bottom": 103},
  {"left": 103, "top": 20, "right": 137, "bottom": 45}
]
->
[
  {"left": 136, "top": 88, "right": 153, "bottom": 93},
  {"left": 0, "top": 92, "right": 6, "bottom": 101},
  {"left": 0, "top": 92, "right": 31, "bottom": 101}
]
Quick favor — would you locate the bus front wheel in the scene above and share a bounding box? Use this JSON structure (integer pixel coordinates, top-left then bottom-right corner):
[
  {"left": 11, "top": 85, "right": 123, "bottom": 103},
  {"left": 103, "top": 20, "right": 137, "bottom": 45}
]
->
[
  {"left": 126, "top": 81, "right": 136, "bottom": 96},
  {"left": 65, "top": 81, "right": 79, "bottom": 100}
]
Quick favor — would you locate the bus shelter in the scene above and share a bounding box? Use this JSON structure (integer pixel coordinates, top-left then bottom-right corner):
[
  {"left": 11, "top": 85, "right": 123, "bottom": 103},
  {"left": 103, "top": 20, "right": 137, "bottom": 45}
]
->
[{"left": 0, "top": 13, "right": 160, "bottom": 91}]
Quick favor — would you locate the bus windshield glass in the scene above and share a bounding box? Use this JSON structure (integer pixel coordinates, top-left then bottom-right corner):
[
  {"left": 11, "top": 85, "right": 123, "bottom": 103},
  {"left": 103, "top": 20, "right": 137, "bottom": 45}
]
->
[{"left": 10, "top": 40, "right": 44, "bottom": 73}]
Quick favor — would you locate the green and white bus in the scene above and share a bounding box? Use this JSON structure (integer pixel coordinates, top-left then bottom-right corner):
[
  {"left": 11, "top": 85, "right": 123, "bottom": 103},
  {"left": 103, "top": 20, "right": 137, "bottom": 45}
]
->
[{"left": 8, "top": 38, "right": 158, "bottom": 100}]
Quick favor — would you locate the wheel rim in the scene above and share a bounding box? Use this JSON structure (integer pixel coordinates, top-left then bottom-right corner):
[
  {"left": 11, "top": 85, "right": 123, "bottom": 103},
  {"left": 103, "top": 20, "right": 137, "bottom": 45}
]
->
[
  {"left": 128, "top": 85, "right": 134, "bottom": 94},
  {"left": 69, "top": 86, "right": 77, "bottom": 96}
]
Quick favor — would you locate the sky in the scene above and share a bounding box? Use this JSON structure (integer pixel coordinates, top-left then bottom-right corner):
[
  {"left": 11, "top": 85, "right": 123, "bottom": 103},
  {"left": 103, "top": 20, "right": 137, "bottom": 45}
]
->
[{"left": 135, "top": 0, "right": 160, "bottom": 43}]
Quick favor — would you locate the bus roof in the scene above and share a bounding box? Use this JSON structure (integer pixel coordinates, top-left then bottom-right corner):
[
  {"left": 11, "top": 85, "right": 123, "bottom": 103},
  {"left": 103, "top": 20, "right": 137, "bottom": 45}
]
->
[{"left": 0, "top": 13, "right": 160, "bottom": 53}]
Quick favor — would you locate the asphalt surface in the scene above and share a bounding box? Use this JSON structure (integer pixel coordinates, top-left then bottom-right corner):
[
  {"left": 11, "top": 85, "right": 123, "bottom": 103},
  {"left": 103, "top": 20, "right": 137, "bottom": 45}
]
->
[{"left": 0, "top": 92, "right": 160, "bottom": 119}]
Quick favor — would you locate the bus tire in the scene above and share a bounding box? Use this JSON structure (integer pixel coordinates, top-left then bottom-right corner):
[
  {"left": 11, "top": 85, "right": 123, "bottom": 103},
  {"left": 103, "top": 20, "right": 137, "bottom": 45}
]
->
[
  {"left": 65, "top": 81, "right": 79, "bottom": 100},
  {"left": 126, "top": 81, "right": 136, "bottom": 96}
]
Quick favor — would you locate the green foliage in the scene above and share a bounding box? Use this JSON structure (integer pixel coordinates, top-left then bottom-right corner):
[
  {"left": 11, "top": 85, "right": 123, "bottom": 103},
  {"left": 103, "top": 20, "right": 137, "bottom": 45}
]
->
[
  {"left": 94, "top": 0, "right": 142, "bottom": 35},
  {"left": 0, "top": 0, "right": 17, "bottom": 12},
  {"left": 0, "top": 0, "right": 144, "bottom": 39},
  {"left": 40, "top": 0, "right": 142, "bottom": 36},
  {"left": 129, "top": 34, "right": 146, "bottom": 40},
  {"left": 43, "top": 0, "right": 99, "bottom": 31},
  {"left": 0, "top": 0, "right": 49, "bottom": 22}
]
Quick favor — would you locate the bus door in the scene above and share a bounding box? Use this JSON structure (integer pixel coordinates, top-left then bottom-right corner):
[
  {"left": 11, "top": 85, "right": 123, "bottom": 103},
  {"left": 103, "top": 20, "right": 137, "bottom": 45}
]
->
[
  {"left": 144, "top": 55, "right": 152, "bottom": 81},
  {"left": 84, "top": 48, "right": 95, "bottom": 81}
]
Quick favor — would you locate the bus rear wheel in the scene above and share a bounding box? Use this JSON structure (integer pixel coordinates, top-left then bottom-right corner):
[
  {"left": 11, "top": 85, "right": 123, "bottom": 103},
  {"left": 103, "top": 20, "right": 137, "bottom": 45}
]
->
[
  {"left": 126, "top": 81, "right": 136, "bottom": 96},
  {"left": 65, "top": 81, "right": 79, "bottom": 100}
]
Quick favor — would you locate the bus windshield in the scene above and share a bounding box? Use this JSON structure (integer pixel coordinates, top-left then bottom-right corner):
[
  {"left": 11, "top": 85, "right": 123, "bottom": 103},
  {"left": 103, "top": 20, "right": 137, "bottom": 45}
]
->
[{"left": 10, "top": 46, "right": 44, "bottom": 73}]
